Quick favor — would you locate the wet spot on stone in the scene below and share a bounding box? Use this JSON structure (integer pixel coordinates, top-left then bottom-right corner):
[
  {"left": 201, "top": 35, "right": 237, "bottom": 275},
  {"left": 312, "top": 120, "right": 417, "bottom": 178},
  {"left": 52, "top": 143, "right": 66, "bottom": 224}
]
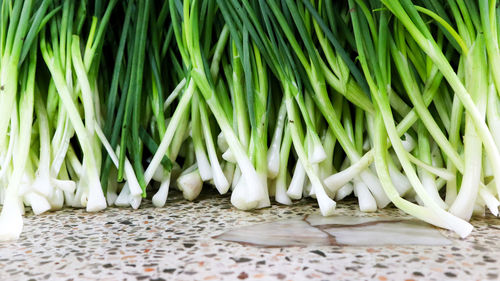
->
[
  {"left": 444, "top": 272, "right": 457, "bottom": 278},
  {"left": 487, "top": 273, "right": 498, "bottom": 280},
  {"left": 310, "top": 250, "right": 326, "bottom": 257},
  {"left": 231, "top": 257, "right": 252, "bottom": 263},
  {"left": 473, "top": 245, "right": 488, "bottom": 252},
  {"left": 436, "top": 257, "right": 446, "bottom": 263},
  {"left": 484, "top": 256, "right": 496, "bottom": 263}
]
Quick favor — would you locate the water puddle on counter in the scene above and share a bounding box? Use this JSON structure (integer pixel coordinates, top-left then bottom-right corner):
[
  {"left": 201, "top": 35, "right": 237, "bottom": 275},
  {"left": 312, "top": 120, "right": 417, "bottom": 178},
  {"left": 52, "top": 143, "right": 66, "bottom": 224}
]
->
[{"left": 213, "top": 214, "right": 451, "bottom": 247}]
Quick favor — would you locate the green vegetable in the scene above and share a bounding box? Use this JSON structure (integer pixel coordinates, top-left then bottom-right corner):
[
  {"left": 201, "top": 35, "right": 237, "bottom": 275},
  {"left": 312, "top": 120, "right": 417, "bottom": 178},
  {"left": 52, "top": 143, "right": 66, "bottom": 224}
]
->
[{"left": 2, "top": 0, "right": 500, "bottom": 241}]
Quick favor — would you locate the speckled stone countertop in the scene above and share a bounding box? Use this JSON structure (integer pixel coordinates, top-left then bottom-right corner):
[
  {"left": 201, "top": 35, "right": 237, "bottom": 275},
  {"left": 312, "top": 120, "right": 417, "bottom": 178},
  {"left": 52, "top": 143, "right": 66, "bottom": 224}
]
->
[{"left": 1, "top": 190, "right": 499, "bottom": 281}]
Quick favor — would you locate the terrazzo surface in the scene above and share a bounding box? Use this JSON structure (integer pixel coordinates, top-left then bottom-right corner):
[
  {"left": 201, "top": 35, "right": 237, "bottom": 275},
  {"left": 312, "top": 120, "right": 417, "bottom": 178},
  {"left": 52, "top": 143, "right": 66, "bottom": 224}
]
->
[{"left": 1, "top": 189, "right": 500, "bottom": 281}]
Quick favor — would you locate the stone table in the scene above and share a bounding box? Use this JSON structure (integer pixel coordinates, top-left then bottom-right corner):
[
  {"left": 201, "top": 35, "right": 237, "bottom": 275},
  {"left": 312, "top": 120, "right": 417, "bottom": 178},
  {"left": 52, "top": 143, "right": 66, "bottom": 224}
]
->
[{"left": 1, "top": 190, "right": 499, "bottom": 280}]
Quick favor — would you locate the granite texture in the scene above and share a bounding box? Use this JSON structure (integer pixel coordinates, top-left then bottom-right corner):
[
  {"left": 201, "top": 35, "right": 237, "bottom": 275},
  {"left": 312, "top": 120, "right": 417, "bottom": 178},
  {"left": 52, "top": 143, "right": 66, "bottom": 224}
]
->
[{"left": 1, "top": 189, "right": 499, "bottom": 281}]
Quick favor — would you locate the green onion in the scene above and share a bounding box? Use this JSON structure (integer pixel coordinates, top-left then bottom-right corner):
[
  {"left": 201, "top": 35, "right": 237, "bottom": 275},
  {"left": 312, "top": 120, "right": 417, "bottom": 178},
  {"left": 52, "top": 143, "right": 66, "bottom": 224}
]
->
[{"left": 4, "top": 0, "right": 500, "bottom": 240}]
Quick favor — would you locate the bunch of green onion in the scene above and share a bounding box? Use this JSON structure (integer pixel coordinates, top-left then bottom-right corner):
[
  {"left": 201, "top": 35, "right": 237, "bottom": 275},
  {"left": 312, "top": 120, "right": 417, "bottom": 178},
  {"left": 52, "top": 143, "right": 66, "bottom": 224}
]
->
[{"left": 1, "top": 0, "right": 500, "bottom": 241}]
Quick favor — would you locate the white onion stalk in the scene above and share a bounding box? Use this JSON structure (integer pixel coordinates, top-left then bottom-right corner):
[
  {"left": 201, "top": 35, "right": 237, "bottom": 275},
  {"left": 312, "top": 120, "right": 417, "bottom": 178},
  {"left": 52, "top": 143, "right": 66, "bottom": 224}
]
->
[
  {"left": 287, "top": 161, "right": 306, "bottom": 200},
  {"left": 274, "top": 167, "right": 292, "bottom": 206},
  {"left": 267, "top": 101, "right": 287, "bottom": 179},
  {"left": 231, "top": 166, "right": 241, "bottom": 191},
  {"left": 358, "top": 169, "right": 391, "bottom": 208},
  {"left": 95, "top": 123, "right": 141, "bottom": 198},
  {"left": 217, "top": 132, "right": 229, "bottom": 152},
  {"left": 145, "top": 79, "right": 195, "bottom": 186},
  {"left": 199, "top": 95, "right": 229, "bottom": 194},
  {"left": 177, "top": 166, "right": 203, "bottom": 201},
  {"left": 152, "top": 173, "right": 171, "bottom": 207},
  {"left": 285, "top": 84, "right": 335, "bottom": 215},
  {"left": 25, "top": 192, "right": 51, "bottom": 215},
  {"left": 418, "top": 168, "right": 447, "bottom": 209},
  {"left": 307, "top": 132, "right": 327, "bottom": 164},
  {"left": 0, "top": 42, "right": 38, "bottom": 240},
  {"left": 222, "top": 162, "right": 235, "bottom": 188},
  {"left": 164, "top": 78, "right": 187, "bottom": 110},
  {"left": 115, "top": 183, "right": 131, "bottom": 207},
  {"left": 387, "top": 159, "right": 411, "bottom": 196},
  {"left": 191, "top": 92, "right": 213, "bottom": 181},
  {"left": 353, "top": 177, "right": 377, "bottom": 212},
  {"left": 221, "top": 148, "right": 236, "bottom": 163},
  {"left": 323, "top": 150, "right": 373, "bottom": 192},
  {"left": 106, "top": 174, "right": 118, "bottom": 206},
  {"left": 450, "top": 37, "right": 487, "bottom": 221},
  {"left": 335, "top": 182, "right": 354, "bottom": 201},
  {"left": 48, "top": 188, "right": 64, "bottom": 210},
  {"left": 479, "top": 184, "right": 499, "bottom": 217},
  {"left": 401, "top": 132, "right": 416, "bottom": 152}
]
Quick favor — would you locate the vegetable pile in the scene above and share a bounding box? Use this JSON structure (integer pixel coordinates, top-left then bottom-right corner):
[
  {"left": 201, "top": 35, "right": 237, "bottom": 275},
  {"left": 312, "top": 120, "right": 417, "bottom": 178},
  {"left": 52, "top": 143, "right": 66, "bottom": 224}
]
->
[{"left": 1, "top": 0, "right": 499, "bottom": 241}]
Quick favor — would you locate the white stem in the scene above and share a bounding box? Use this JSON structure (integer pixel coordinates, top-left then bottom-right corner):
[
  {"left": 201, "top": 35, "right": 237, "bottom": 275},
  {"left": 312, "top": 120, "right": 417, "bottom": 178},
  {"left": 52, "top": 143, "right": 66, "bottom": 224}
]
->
[
  {"left": 106, "top": 182, "right": 118, "bottom": 206},
  {"left": 115, "top": 183, "right": 131, "bottom": 207},
  {"left": 323, "top": 151, "right": 373, "bottom": 192},
  {"left": 449, "top": 118, "right": 482, "bottom": 220},
  {"left": 48, "top": 188, "right": 64, "bottom": 210},
  {"left": 335, "top": 182, "right": 353, "bottom": 201},
  {"left": 407, "top": 152, "right": 455, "bottom": 180},
  {"left": 221, "top": 148, "right": 236, "bottom": 163},
  {"left": 217, "top": 132, "right": 229, "bottom": 152},
  {"left": 222, "top": 162, "right": 235, "bottom": 187},
  {"left": 286, "top": 161, "right": 306, "bottom": 200},
  {"left": 359, "top": 169, "right": 391, "bottom": 208},
  {"left": 199, "top": 98, "right": 229, "bottom": 194},
  {"left": 152, "top": 173, "right": 171, "bottom": 207},
  {"left": 479, "top": 184, "right": 499, "bottom": 216},
  {"left": 353, "top": 177, "right": 377, "bottom": 212},
  {"left": 145, "top": 79, "right": 195, "bottom": 184},
  {"left": 418, "top": 169, "right": 447, "bottom": 209},
  {"left": 267, "top": 102, "right": 287, "bottom": 179},
  {"left": 387, "top": 160, "right": 411, "bottom": 196},
  {"left": 177, "top": 169, "right": 203, "bottom": 201},
  {"left": 0, "top": 192, "right": 23, "bottom": 241},
  {"left": 401, "top": 132, "right": 416, "bottom": 152},
  {"left": 195, "top": 146, "right": 213, "bottom": 181},
  {"left": 274, "top": 170, "right": 292, "bottom": 205},
  {"left": 307, "top": 132, "right": 327, "bottom": 164},
  {"left": 164, "top": 78, "right": 187, "bottom": 110},
  {"left": 231, "top": 166, "right": 241, "bottom": 191},
  {"left": 129, "top": 194, "right": 142, "bottom": 210},
  {"left": 231, "top": 176, "right": 257, "bottom": 210}
]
